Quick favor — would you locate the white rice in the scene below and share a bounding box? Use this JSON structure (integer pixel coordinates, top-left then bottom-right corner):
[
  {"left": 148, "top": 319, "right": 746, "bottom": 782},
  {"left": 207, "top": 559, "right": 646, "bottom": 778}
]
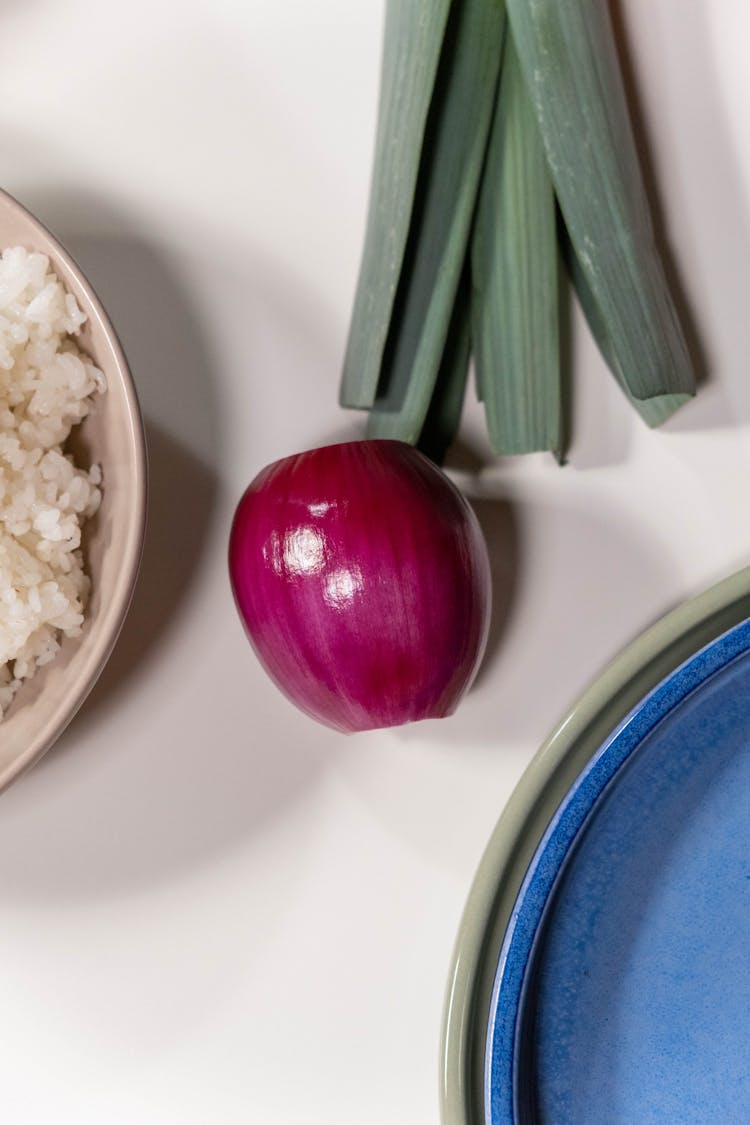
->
[{"left": 0, "top": 246, "right": 104, "bottom": 719}]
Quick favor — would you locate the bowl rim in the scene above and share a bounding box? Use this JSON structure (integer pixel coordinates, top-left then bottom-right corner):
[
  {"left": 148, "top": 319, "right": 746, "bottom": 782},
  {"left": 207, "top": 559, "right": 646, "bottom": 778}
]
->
[
  {"left": 0, "top": 187, "right": 148, "bottom": 791},
  {"left": 440, "top": 565, "right": 750, "bottom": 1125}
]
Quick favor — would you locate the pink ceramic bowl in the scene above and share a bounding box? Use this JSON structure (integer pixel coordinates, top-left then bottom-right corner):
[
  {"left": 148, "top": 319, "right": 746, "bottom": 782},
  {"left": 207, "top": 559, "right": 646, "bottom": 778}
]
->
[{"left": 0, "top": 189, "right": 147, "bottom": 791}]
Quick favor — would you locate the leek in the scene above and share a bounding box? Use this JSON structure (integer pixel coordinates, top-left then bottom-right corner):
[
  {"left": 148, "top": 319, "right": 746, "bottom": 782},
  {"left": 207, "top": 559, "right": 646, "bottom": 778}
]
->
[
  {"left": 365, "top": 0, "right": 505, "bottom": 444},
  {"left": 340, "top": 0, "right": 452, "bottom": 409},
  {"left": 505, "top": 0, "right": 696, "bottom": 405},
  {"left": 472, "top": 27, "right": 561, "bottom": 455},
  {"left": 418, "top": 266, "right": 472, "bottom": 464},
  {"left": 340, "top": 0, "right": 699, "bottom": 461}
]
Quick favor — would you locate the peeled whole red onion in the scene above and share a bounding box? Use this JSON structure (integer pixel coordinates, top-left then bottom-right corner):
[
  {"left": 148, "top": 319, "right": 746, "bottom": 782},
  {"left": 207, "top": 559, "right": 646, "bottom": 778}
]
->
[{"left": 229, "top": 439, "right": 491, "bottom": 733}]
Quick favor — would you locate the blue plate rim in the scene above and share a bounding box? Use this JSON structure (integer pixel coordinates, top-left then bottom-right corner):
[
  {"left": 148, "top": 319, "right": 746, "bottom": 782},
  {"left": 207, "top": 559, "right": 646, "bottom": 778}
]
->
[{"left": 484, "top": 614, "right": 750, "bottom": 1124}]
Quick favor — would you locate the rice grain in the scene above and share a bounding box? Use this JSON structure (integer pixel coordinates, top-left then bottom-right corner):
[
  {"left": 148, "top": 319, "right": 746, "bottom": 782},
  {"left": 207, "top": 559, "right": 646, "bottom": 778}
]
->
[{"left": 0, "top": 247, "right": 103, "bottom": 718}]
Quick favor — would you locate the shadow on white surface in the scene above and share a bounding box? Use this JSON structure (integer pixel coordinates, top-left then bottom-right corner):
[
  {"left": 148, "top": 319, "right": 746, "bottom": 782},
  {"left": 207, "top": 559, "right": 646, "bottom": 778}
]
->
[
  {"left": 317, "top": 491, "right": 681, "bottom": 877},
  {"left": 469, "top": 496, "right": 520, "bottom": 688},
  {"left": 0, "top": 0, "right": 36, "bottom": 20},
  {"left": 610, "top": 0, "right": 750, "bottom": 439},
  {"left": 399, "top": 491, "right": 678, "bottom": 751},
  {"left": 53, "top": 212, "right": 227, "bottom": 716},
  {"left": 79, "top": 419, "right": 219, "bottom": 722},
  {"left": 0, "top": 689, "right": 342, "bottom": 899},
  {"left": 0, "top": 191, "right": 346, "bottom": 898}
]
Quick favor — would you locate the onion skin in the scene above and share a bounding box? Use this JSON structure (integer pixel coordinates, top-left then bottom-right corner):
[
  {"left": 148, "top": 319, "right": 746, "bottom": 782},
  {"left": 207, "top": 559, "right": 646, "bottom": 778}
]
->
[{"left": 229, "top": 440, "right": 491, "bottom": 733}]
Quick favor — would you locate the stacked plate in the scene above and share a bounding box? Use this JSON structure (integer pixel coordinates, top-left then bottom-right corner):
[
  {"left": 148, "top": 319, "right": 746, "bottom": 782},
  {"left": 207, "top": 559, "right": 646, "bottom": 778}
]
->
[{"left": 442, "top": 568, "right": 750, "bottom": 1124}]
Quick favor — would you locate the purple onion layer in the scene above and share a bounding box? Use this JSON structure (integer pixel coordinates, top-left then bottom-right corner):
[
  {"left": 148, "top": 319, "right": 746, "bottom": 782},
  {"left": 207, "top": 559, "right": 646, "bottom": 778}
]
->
[{"left": 229, "top": 439, "right": 492, "bottom": 733}]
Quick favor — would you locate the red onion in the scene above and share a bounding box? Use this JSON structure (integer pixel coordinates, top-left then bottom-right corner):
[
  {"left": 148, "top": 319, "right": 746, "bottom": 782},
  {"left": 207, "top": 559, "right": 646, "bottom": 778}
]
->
[{"left": 229, "top": 439, "right": 491, "bottom": 733}]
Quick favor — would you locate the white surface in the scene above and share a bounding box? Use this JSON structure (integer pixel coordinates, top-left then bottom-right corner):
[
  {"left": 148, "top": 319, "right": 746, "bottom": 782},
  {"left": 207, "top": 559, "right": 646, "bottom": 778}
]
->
[{"left": 0, "top": 1, "right": 749, "bottom": 1122}]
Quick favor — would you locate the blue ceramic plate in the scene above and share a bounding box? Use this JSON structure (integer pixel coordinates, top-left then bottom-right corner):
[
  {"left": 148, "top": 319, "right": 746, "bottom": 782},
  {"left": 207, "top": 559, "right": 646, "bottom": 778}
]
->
[{"left": 486, "top": 616, "right": 750, "bottom": 1124}]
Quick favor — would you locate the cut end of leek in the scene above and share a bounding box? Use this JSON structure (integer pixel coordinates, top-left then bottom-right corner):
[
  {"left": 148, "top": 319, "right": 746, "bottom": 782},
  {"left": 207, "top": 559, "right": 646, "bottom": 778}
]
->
[{"left": 565, "top": 230, "right": 695, "bottom": 428}]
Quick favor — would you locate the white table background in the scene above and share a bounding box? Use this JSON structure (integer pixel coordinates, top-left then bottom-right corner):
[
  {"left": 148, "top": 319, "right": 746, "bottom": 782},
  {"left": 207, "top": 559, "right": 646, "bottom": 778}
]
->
[{"left": 0, "top": 2, "right": 749, "bottom": 1122}]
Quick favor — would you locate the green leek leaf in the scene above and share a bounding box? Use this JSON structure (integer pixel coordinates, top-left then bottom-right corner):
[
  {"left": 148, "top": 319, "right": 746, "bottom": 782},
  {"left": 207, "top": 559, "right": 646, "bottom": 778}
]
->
[
  {"left": 505, "top": 0, "right": 696, "bottom": 404},
  {"left": 367, "top": 0, "right": 506, "bottom": 444},
  {"left": 417, "top": 266, "right": 471, "bottom": 465},
  {"left": 471, "top": 28, "right": 561, "bottom": 455},
  {"left": 340, "top": 0, "right": 452, "bottom": 409},
  {"left": 567, "top": 239, "right": 691, "bottom": 426}
]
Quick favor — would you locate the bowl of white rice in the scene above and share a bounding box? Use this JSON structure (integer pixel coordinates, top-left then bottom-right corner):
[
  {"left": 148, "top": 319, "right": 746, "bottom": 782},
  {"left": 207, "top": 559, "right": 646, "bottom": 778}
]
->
[{"left": 0, "top": 189, "right": 146, "bottom": 790}]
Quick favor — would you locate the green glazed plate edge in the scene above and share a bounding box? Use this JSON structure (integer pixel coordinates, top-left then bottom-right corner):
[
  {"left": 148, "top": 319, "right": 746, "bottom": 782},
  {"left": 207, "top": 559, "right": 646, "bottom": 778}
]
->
[{"left": 440, "top": 565, "right": 750, "bottom": 1125}]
